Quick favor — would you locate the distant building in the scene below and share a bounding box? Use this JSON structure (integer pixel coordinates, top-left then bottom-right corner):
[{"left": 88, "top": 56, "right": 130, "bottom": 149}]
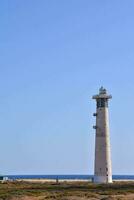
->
[{"left": 0, "top": 175, "right": 8, "bottom": 181}]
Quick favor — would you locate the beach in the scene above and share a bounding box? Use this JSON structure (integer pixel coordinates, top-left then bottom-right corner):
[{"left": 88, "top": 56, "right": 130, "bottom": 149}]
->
[{"left": 13, "top": 178, "right": 134, "bottom": 183}]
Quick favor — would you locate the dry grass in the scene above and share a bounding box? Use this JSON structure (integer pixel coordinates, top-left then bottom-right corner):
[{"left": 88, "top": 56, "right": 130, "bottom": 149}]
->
[{"left": 0, "top": 181, "right": 133, "bottom": 200}]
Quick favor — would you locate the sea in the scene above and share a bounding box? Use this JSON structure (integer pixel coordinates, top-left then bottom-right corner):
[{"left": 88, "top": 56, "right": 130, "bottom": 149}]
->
[{"left": 6, "top": 175, "right": 134, "bottom": 180}]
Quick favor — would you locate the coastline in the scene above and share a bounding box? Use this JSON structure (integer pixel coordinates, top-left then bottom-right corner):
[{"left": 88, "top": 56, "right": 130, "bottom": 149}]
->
[
  {"left": 11, "top": 178, "right": 134, "bottom": 183},
  {"left": 12, "top": 179, "right": 91, "bottom": 183}
]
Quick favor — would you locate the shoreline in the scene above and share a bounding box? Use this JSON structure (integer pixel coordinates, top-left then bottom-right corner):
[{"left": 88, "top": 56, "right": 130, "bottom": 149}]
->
[{"left": 10, "top": 178, "right": 134, "bottom": 183}]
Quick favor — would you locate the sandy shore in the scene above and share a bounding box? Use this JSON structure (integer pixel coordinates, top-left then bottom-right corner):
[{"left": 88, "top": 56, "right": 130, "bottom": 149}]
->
[
  {"left": 13, "top": 178, "right": 134, "bottom": 183},
  {"left": 15, "top": 179, "right": 91, "bottom": 183}
]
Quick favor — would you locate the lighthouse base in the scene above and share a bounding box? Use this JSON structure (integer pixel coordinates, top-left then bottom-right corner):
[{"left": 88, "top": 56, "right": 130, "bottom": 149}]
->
[{"left": 94, "top": 175, "right": 112, "bottom": 184}]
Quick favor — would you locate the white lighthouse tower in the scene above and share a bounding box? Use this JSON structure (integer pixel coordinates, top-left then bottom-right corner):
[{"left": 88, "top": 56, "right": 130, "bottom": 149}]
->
[{"left": 93, "top": 87, "right": 112, "bottom": 183}]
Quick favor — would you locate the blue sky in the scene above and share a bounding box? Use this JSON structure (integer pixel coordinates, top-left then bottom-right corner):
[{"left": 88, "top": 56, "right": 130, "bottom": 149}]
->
[{"left": 0, "top": 0, "right": 134, "bottom": 175}]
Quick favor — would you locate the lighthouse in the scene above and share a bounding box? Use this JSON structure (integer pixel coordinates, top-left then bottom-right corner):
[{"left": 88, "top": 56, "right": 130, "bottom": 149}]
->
[{"left": 93, "top": 87, "right": 112, "bottom": 183}]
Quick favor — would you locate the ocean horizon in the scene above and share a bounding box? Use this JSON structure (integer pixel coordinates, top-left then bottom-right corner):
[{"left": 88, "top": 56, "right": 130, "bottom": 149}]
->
[{"left": 6, "top": 175, "right": 134, "bottom": 180}]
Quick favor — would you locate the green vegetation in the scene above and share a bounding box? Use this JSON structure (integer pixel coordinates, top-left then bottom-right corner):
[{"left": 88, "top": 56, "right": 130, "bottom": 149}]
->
[{"left": 0, "top": 181, "right": 133, "bottom": 199}]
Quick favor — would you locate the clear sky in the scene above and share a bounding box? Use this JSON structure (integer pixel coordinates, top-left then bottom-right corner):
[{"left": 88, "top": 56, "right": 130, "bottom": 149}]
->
[{"left": 0, "top": 0, "right": 134, "bottom": 175}]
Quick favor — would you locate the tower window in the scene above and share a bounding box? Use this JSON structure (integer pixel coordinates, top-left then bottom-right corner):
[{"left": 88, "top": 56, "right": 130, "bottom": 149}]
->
[{"left": 97, "top": 99, "right": 108, "bottom": 108}]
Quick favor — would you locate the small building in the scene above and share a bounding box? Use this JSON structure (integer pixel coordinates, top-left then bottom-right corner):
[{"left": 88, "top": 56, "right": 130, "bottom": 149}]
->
[{"left": 0, "top": 175, "right": 8, "bottom": 181}]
